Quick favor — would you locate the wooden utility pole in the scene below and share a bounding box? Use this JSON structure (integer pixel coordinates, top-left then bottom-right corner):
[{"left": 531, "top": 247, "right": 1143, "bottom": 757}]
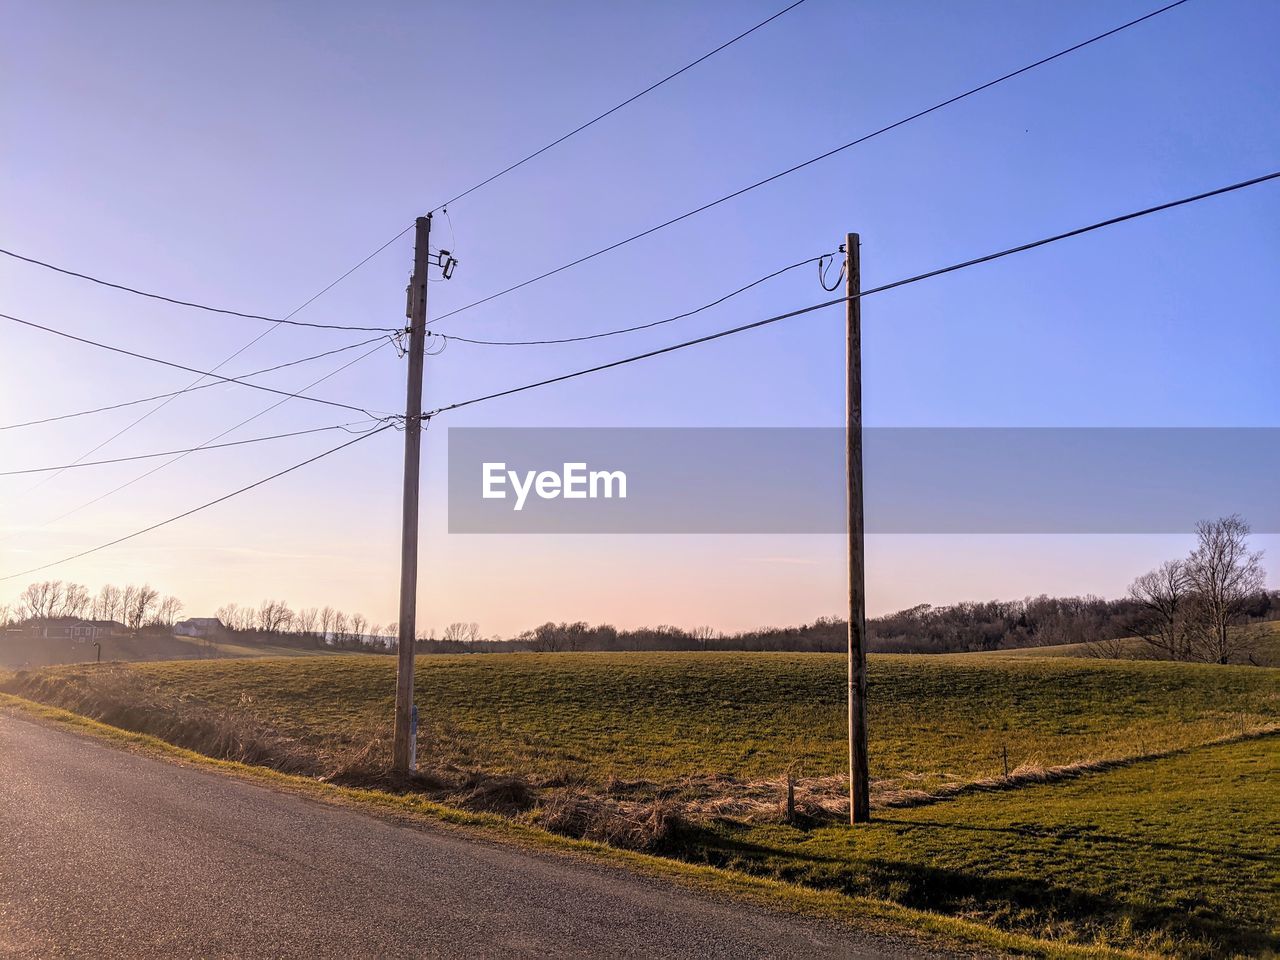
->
[
  {"left": 393, "top": 214, "right": 431, "bottom": 773},
  {"left": 845, "top": 232, "right": 870, "bottom": 824}
]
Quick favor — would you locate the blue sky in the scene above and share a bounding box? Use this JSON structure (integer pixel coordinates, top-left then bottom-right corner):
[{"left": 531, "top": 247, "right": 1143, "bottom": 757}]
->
[{"left": 2, "top": 0, "right": 1277, "bottom": 634}]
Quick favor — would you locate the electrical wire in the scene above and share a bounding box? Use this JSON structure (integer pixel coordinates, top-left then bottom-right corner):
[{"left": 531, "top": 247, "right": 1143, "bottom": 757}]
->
[
  {"left": 429, "top": 0, "right": 1192, "bottom": 326},
  {"left": 0, "top": 421, "right": 385, "bottom": 476},
  {"left": 0, "top": 246, "right": 404, "bottom": 333},
  {"left": 428, "top": 0, "right": 812, "bottom": 213},
  {"left": 425, "top": 168, "right": 1280, "bottom": 417},
  {"left": 0, "top": 423, "right": 397, "bottom": 582},
  {"left": 313, "top": 2, "right": 811, "bottom": 294},
  {"left": 0, "top": 334, "right": 391, "bottom": 431},
  {"left": 818, "top": 253, "right": 845, "bottom": 292},
  {"left": 5, "top": 166, "right": 1271, "bottom": 582},
  {"left": 25, "top": 341, "right": 393, "bottom": 534},
  {"left": 0, "top": 310, "right": 382, "bottom": 417},
  {"left": 433, "top": 254, "right": 830, "bottom": 346}
]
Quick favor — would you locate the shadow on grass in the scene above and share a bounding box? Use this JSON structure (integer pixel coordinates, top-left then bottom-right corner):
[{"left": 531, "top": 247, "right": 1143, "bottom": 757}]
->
[
  {"left": 877, "top": 817, "right": 1273, "bottom": 863},
  {"left": 663, "top": 822, "right": 1276, "bottom": 959}
]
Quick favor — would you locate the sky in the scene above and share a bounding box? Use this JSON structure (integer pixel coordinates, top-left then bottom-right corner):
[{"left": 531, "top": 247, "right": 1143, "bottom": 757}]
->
[{"left": 2, "top": 0, "right": 1278, "bottom": 636}]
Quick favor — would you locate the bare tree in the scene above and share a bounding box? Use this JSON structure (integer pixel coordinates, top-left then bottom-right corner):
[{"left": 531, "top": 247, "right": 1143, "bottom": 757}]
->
[
  {"left": 442, "top": 621, "right": 481, "bottom": 645},
  {"left": 120, "top": 585, "right": 138, "bottom": 627},
  {"left": 61, "top": 583, "right": 91, "bottom": 618},
  {"left": 1185, "top": 515, "right": 1266, "bottom": 664},
  {"left": 319, "top": 606, "right": 335, "bottom": 641},
  {"left": 125, "top": 585, "right": 159, "bottom": 630},
  {"left": 296, "top": 607, "right": 319, "bottom": 635},
  {"left": 156, "top": 595, "right": 184, "bottom": 627},
  {"left": 332, "top": 611, "right": 349, "bottom": 643},
  {"left": 256, "top": 600, "right": 294, "bottom": 634},
  {"left": 1127, "top": 560, "right": 1190, "bottom": 660},
  {"left": 350, "top": 613, "right": 368, "bottom": 644},
  {"left": 215, "top": 603, "right": 239, "bottom": 631},
  {"left": 94, "top": 584, "right": 123, "bottom": 622},
  {"left": 691, "top": 625, "right": 717, "bottom": 651},
  {"left": 18, "top": 581, "right": 58, "bottom": 620}
]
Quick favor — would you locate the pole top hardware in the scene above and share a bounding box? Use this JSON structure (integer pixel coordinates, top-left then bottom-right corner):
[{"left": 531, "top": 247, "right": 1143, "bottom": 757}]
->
[{"left": 431, "top": 249, "right": 459, "bottom": 280}]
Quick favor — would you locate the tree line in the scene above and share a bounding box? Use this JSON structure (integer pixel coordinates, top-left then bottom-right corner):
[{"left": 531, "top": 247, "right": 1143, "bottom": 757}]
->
[
  {"left": 1, "top": 580, "right": 183, "bottom": 631},
  {"left": 4, "top": 516, "right": 1271, "bottom": 662}
]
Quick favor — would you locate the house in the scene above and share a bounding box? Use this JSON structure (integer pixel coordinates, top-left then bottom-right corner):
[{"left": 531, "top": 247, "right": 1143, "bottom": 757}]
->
[
  {"left": 40, "top": 618, "right": 125, "bottom": 642},
  {"left": 174, "top": 617, "right": 226, "bottom": 639}
]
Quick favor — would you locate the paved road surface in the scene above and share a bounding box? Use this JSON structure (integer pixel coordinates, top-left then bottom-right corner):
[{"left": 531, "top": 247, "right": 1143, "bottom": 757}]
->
[{"left": 0, "top": 713, "right": 970, "bottom": 959}]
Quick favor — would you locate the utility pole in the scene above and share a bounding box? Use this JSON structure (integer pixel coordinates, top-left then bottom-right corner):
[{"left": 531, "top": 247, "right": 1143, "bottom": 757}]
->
[
  {"left": 393, "top": 214, "right": 431, "bottom": 773},
  {"left": 845, "top": 232, "right": 870, "bottom": 824}
]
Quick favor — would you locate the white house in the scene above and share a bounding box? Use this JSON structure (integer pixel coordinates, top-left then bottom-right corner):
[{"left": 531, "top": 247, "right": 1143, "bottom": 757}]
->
[{"left": 174, "top": 617, "right": 225, "bottom": 639}]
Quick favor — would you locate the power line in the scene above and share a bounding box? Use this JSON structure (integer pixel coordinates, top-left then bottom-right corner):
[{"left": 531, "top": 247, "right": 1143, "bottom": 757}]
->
[
  {"left": 0, "top": 246, "right": 404, "bottom": 333},
  {"left": 0, "top": 422, "right": 385, "bottom": 476},
  {"left": 429, "top": 0, "right": 813, "bottom": 213},
  {"left": 0, "top": 423, "right": 397, "bottom": 583},
  {"left": 0, "top": 334, "right": 390, "bottom": 431},
  {"left": 7, "top": 169, "right": 1271, "bottom": 583},
  {"left": 434, "top": 254, "right": 831, "bottom": 346},
  {"left": 429, "top": 0, "right": 1192, "bottom": 326},
  {"left": 326, "top": 2, "right": 813, "bottom": 299},
  {"left": 425, "top": 168, "right": 1280, "bottom": 417},
  {"left": 23, "top": 341, "right": 394, "bottom": 535},
  {"left": 12, "top": 231, "right": 415, "bottom": 497},
  {"left": 0, "top": 310, "right": 385, "bottom": 417}
]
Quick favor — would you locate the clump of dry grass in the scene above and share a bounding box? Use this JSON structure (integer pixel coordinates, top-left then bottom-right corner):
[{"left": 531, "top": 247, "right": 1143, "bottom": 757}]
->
[
  {"left": 6, "top": 665, "right": 317, "bottom": 773},
  {"left": 531, "top": 790, "right": 684, "bottom": 852}
]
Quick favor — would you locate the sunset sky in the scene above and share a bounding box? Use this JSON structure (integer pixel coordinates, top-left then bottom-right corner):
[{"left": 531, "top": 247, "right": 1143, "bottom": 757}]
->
[{"left": 2, "top": 0, "right": 1277, "bottom": 636}]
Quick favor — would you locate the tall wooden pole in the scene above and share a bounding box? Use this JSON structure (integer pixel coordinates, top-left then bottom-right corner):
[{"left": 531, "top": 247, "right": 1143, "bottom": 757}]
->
[
  {"left": 393, "top": 214, "right": 431, "bottom": 773},
  {"left": 845, "top": 232, "right": 870, "bottom": 824}
]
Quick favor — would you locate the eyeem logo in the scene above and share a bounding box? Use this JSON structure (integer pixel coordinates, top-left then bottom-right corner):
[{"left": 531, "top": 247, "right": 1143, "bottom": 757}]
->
[{"left": 482, "top": 462, "right": 627, "bottom": 511}]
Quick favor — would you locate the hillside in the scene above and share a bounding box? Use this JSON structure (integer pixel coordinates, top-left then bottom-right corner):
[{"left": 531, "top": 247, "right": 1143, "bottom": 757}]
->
[
  {"left": 975, "top": 620, "right": 1280, "bottom": 667},
  {"left": 0, "top": 630, "right": 346, "bottom": 669}
]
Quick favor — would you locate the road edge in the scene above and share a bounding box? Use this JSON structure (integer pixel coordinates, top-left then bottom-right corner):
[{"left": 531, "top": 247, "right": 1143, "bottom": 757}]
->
[{"left": 0, "top": 692, "right": 1149, "bottom": 960}]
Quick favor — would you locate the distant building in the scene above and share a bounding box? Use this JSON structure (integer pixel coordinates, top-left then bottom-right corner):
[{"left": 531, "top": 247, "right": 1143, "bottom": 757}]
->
[
  {"left": 174, "top": 617, "right": 226, "bottom": 639},
  {"left": 40, "top": 618, "right": 125, "bottom": 641}
]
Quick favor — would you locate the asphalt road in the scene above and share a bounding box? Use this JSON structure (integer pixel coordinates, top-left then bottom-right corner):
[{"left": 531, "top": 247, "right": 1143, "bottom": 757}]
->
[{"left": 0, "top": 713, "right": 970, "bottom": 959}]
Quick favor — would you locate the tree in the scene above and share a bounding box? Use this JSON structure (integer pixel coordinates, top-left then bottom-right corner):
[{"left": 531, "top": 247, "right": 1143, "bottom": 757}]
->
[
  {"left": 319, "top": 606, "right": 335, "bottom": 641},
  {"left": 156, "top": 595, "right": 183, "bottom": 627},
  {"left": 1127, "top": 560, "right": 1190, "bottom": 660},
  {"left": 216, "top": 603, "right": 240, "bottom": 631},
  {"left": 442, "top": 621, "right": 480, "bottom": 645},
  {"left": 691, "top": 625, "right": 717, "bottom": 651},
  {"left": 296, "top": 607, "right": 319, "bottom": 635},
  {"left": 62, "top": 583, "right": 91, "bottom": 618},
  {"left": 1185, "top": 515, "right": 1266, "bottom": 664},
  {"left": 256, "top": 600, "right": 293, "bottom": 634},
  {"left": 95, "top": 584, "right": 123, "bottom": 622},
  {"left": 350, "top": 613, "right": 368, "bottom": 644},
  {"left": 125, "top": 585, "right": 159, "bottom": 630},
  {"left": 18, "top": 581, "right": 59, "bottom": 620}
]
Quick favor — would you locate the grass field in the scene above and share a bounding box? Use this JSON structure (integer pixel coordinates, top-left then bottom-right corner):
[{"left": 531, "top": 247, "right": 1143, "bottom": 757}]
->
[
  {"left": 57, "top": 651, "right": 1279, "bottom": 785},
  {"left": 6, "top": 651, "right": 1277, "bottom": 957}
]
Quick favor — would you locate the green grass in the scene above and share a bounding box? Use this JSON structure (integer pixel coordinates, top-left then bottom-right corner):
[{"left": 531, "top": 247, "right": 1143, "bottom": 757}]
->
[
  {"left": 116, "top": 651, "right": 1278, "bottom": 789},
  {"left": 8, "top": 651, "right": 1278, "bottom": 957},
  {"left": 683, "top": 736, "right": 1278, "bottom": 958}
]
